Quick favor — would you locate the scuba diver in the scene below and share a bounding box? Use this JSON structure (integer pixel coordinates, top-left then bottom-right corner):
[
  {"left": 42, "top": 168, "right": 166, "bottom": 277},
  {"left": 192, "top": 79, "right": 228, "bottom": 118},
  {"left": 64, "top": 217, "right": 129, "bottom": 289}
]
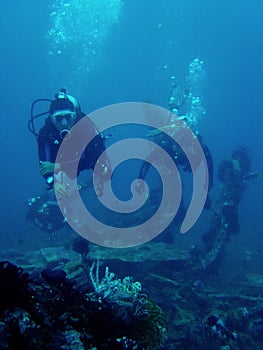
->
[
  {"left": 27, "top": 88, "right": 111, "bottom": 233},
  {"left": 217, "top": 147, "right": 256, "bottom": 234},
  {"left": 37, "top": 88, "right": 110, "bottom": 194},
  {"left": 134, "top": 82, "right": 214, "bottom": 243},
  {"left": 199, "top": 147, "right": 259, "bottom": 271}
]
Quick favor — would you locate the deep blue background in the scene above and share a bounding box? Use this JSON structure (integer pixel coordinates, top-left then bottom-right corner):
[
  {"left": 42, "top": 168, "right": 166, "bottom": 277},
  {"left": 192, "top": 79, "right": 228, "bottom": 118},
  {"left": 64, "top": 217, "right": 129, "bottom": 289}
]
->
[{"left": 0, "top": 0, "right": 262, "bottom": 265}]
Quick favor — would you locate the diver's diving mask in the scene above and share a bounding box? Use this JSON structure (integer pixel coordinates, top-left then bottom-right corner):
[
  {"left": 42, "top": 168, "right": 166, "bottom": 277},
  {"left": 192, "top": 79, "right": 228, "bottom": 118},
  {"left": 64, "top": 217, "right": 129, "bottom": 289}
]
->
[{"left": 50, "top": 110, "right": 77, "bottom": 129}]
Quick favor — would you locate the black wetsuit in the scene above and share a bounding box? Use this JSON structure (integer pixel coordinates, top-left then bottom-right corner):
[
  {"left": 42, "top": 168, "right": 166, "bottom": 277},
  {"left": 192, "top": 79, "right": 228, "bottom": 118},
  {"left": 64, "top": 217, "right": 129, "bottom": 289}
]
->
[{"left": 38, "top": 114, "right": 105, "bottom": 187}]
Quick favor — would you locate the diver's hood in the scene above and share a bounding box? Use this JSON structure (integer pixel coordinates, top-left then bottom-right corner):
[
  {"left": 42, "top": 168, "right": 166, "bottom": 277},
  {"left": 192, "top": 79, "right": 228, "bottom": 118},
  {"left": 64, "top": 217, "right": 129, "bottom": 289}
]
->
[
  {"left": 50, "top": 98, "right": 75, "bottom": 115},
  {"left": 50, "top": 88, "right": 81, "bottom": 116}
]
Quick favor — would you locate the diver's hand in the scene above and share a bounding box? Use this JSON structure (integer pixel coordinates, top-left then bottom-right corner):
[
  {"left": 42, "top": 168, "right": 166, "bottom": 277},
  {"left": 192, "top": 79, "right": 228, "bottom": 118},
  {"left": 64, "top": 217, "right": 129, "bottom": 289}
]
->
[
  {"left": 135, "top": 180, "right": 146, "bottom": 194},
  {"left": 93, "top": 160, "right": 112, "bottom": 197},
  {"left": 54, "top": 183, "right": 69, "bottom": 200},
  {"left": 40, "top": 161, "right": 55, "bottom": 175},
  {"left": 40, "top": 161, "right": 60, "bottom": 175}
]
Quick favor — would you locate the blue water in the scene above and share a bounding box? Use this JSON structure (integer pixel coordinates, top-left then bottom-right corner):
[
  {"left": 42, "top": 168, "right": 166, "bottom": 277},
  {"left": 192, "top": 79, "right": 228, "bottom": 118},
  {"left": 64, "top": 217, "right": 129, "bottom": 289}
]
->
[{"left": 0, "top": 0, "right": 262, "bottom": 270}]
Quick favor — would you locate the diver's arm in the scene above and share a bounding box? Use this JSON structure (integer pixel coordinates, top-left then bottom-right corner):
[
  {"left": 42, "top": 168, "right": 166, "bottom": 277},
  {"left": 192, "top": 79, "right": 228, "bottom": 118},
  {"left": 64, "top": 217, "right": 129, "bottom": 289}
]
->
[
  {"left": 79, "top": 134, "right": 105, "bottom": 171},
  {"left": 73, "top": 115, "right": 112, "bottom": 196},
  {"left": 81, "top": 133, "right": 111, "bottom": 196},
  {"left": 38, "top": 136, "right": 56, "bottom": 187},
  {"left": 78, "top": 117, "right": 112, "bottom": 177}
]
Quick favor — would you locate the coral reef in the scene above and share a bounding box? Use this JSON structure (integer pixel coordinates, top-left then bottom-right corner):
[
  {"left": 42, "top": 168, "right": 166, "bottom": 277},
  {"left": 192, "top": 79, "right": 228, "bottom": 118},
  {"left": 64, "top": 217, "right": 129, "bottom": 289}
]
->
[{"left": 0, "top": 260, "right": 167, "bottom": 349}]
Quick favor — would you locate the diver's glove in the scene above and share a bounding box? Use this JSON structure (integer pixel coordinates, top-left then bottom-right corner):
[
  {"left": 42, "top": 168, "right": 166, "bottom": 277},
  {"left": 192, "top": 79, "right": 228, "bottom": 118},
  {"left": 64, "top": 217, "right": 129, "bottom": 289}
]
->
[
  {"left": 40, "top": 161, "right": 61, "bottom": 188},
  {"left": 40, "top": 161, "right": 55, "bottom": 175},
  {"left": 54, "top": 183, "right": 69, "bottom": 200},
  {"left": 135, "top": 180, "right": 146, "bottom": 194}
]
